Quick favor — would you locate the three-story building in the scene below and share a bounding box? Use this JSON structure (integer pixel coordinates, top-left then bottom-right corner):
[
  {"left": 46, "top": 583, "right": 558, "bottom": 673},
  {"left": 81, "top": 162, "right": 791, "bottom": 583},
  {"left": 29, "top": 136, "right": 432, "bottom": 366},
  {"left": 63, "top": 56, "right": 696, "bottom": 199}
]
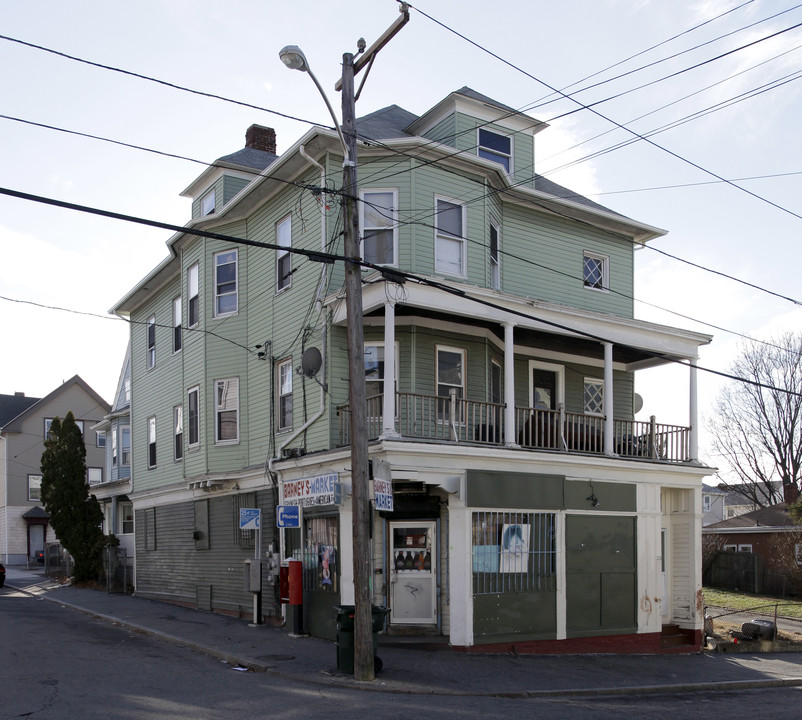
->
[{"left": 114, "top": 88, "right": 712, "bottom": 652}]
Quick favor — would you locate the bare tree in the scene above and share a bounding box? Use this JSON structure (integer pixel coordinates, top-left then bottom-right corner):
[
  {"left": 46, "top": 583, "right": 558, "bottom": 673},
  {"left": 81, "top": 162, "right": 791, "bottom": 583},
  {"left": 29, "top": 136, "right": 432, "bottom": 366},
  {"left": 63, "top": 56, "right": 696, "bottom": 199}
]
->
[{"left": 707, "top": 332, "right": 802, "bottom": 508}]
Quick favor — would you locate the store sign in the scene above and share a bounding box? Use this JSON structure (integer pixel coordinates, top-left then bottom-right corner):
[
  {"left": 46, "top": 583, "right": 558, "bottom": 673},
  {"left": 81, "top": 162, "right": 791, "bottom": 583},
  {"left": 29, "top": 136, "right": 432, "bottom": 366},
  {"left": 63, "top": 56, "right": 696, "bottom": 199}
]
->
[
  {"left": 283, "top": 473, "right": 338, "bottom": 508},
  {"left": 374, "top": 478, "right": 394, "bottom": 511}
]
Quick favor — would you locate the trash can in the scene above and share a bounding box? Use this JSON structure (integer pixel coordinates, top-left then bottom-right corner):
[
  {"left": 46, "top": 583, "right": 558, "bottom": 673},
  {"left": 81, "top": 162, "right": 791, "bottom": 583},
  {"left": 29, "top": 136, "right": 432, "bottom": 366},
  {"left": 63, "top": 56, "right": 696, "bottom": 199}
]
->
[{"left": 334, "top": 605, "right": 389, "bottom": 674}]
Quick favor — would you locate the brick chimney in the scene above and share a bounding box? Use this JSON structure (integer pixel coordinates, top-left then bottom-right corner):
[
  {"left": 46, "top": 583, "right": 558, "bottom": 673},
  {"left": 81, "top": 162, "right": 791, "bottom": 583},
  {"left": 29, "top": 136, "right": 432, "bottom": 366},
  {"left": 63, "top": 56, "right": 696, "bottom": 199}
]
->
[{"left": 245, "top": 125, "right": 276, "bottom": 154}]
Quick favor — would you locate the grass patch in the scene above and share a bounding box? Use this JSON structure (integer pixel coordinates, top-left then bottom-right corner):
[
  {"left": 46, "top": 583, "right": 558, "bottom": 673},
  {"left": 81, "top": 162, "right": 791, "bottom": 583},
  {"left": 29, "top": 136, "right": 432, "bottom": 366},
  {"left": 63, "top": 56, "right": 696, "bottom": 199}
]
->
[{"left": 704, "top": 587, "right": 802, "bottom": 619}]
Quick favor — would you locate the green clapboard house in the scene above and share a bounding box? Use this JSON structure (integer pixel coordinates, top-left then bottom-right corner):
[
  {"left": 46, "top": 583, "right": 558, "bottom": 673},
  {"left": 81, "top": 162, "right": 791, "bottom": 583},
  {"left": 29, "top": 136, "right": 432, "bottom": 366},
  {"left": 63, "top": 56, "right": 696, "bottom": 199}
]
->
[{"left": 113, "top": 87, "right": 713, "bottom": 653}]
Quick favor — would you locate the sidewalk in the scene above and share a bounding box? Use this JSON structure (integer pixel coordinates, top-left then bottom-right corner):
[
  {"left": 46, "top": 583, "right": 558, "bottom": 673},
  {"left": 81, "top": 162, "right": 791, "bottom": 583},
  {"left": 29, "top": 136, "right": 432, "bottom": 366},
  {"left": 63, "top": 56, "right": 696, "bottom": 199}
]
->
[{"left": 5, "top": 565, "right": 802, "bottom": 697}]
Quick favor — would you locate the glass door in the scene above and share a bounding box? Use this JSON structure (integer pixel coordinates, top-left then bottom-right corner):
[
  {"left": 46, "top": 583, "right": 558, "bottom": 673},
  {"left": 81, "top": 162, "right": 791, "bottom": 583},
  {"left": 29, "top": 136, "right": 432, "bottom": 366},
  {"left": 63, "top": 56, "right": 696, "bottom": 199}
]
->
[{"left": 389, "top": 521, "right": 437, "bottom": 625}]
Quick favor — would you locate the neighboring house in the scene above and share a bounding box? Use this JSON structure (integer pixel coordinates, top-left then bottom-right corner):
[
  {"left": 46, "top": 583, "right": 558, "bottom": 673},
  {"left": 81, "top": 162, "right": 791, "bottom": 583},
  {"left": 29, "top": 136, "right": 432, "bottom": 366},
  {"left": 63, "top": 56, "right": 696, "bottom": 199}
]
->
[
  {"left": 0, "top": 376, "right": 109, "bottom": 564},
  {"left": 703, "top": 503, "right": 802, "bottom": 594},
  {"left": 90, "top": 345, "right": 135, "bottom": 582},
  {"left": 113, "top": 88, "right": 713, "bottom": 653},
  {"left": 702, "top": 484, "right": 726, "bottom": 526}
]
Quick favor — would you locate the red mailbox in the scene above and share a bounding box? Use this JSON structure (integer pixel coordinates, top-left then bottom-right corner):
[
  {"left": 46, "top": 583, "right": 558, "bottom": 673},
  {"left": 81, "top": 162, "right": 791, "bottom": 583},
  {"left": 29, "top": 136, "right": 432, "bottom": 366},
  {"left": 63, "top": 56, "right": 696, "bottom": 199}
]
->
[
  {"left": 279, "top": 563, "right": 290, "bottom": 604},
  {"left": 288, "top": 558, "right": 303, "bottom": 605}
]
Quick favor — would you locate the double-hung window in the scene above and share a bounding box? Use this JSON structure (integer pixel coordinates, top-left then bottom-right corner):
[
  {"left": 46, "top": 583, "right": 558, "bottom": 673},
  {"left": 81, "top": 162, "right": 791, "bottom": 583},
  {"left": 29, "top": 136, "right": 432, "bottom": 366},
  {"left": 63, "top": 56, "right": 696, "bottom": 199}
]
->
[
  {"left": 146, "top": 315, "right": 156, "bottom": 369},
  {"left": 188, "top": 263, "right": 199, "bottom": 327},
  {"left": 435, "top": 197, "right": 466, "bottom": 277},
  {"left": 364, "top": 343, "right": 398, "bottom": 419},
  {"left": 201, "top": 188, "right": 215, "bottom": 216},
  {"left": 360, "top": 189, "right": 397, "bottom": 265},
  {"left": 278, "top": 359, "right": 293, "bottom": 431},
  {"left": 489, "top": 217, "right": 500, "bottom": 290},
  {"left": 173, "top": 296, "right": 182, "bottom": 353},
  {"left": 215, "top": 378, "right": 239, "bottom": 443},
  {"left": 121, "top": 426, "right": 131, "bottom": 466},
  {"left": 174, "top": 405, "right": 183, "bottom": 461},
  {"left": 147, "top": 417, "right": 157, "bottom": 469},
  {"left": 187, "top": 387, "right": 200, "bottom": 448},
  {"left": 436, "top": 346, "right": 465, "bottom": 423},
  {"left": 478, "top": 129, "right": 512, "bottom": 173},
  {"left": 112, "top": 428, "right": 118, "bottom": 467},
  {"left": 276, "top": 215, "right": 292, "bottom": 292},
  {"left": 28, "top": 474, "right": 42, "bottom": 501},
  {"left": 214, "top": 249, "right": 238, "bottom": 316},
  {"left": 583, "top": 251, "right": 609, "bottom": 291}
]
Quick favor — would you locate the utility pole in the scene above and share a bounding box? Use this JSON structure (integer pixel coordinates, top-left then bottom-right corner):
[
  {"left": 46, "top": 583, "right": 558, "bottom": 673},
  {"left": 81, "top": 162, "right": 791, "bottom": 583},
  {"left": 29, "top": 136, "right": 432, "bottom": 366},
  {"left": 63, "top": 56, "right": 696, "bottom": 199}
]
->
[
  {"left": 338, "top": 5, "right": 409, "bottom": 682},
  {"left": 339, "top": 51, "right": 373, "bottom": 681}
]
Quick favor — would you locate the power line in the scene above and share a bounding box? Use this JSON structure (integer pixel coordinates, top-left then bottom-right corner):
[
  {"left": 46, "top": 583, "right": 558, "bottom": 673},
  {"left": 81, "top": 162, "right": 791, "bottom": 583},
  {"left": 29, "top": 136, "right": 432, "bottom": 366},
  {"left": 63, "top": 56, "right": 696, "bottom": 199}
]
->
[
  {"left": 407, "top": 3, "right": 802, "bottom": 225},
  {"left": 3, "top": 183, "right": 800, "bottom": 399},
  {"left": 0, "top": 34, "right": 317, "bottom": 127}
]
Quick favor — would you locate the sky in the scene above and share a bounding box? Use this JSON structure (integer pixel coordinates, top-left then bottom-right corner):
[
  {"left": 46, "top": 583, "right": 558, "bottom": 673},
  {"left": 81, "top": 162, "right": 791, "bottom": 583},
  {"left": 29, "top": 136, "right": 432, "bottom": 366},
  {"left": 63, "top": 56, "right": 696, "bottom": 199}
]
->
[{"left": 1, "top": 0, "right": 801, "bottom": 480}]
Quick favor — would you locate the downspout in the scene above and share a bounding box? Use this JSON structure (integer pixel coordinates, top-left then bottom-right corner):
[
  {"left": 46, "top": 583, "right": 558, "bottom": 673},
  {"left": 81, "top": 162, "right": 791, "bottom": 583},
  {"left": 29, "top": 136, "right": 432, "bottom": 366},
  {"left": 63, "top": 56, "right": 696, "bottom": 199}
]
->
[{"left": 267, "top": 145, "right": 329, "bottom": 479}]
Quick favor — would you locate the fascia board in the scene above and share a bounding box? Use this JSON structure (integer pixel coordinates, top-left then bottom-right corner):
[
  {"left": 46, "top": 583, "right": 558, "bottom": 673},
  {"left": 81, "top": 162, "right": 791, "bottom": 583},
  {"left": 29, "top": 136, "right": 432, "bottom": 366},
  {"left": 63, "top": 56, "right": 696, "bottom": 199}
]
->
[{"left": 329, "top": 280, "right": 711, "bottom": 362}]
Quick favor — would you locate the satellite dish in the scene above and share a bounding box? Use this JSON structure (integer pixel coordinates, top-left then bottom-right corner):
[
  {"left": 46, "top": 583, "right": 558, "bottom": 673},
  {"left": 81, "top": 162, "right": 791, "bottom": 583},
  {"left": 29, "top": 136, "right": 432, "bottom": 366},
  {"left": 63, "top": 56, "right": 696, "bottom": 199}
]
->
[
  {"left": 633, "top": 393, "right": 644, "bottom": 414},
  {"left": 301, "top": 347, "right": 323, "bottom": 378}
]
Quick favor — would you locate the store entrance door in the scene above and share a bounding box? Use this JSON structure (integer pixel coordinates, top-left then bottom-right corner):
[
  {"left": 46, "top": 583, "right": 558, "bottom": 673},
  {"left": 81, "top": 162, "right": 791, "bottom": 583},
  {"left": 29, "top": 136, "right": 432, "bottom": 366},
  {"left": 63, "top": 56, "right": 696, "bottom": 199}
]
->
[{"left": 389, "top": 521, "right": 437, "bottom": 625}]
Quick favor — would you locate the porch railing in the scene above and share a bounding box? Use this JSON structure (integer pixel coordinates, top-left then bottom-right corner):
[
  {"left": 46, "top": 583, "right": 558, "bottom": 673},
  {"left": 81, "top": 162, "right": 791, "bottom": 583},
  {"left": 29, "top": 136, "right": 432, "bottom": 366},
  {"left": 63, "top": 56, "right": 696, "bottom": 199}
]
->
[{"left": 337, "top": 392, "right": 691, "bottom": 463}]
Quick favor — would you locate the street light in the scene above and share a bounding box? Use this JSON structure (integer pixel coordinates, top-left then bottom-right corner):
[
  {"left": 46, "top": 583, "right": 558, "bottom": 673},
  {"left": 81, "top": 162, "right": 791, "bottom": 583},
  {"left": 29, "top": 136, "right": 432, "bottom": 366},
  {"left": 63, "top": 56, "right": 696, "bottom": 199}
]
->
[{"left": 278, "top": 45, "right": 350, "bottom": 165}]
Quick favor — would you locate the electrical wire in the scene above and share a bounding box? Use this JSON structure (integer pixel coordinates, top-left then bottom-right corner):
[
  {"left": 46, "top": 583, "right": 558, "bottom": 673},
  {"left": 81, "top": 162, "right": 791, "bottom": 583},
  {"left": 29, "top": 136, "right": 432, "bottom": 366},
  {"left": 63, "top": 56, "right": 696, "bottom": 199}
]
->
[{"left": 2, "top": 182, "right": 800, "bottom": 399}]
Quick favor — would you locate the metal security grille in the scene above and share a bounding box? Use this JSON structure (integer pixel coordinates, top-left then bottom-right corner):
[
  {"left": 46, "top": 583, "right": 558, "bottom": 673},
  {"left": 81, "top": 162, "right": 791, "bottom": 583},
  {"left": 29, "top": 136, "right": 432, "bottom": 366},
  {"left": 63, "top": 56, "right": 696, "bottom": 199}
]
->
[
  {"left": 302, "top": 516, "right": 338, "bottom": 592},
  {"left": 234, "top": 492, "right": 256, "bottom": 549},
  {"left": 472, "top": 511, "right": 556, "bottom": 594}
]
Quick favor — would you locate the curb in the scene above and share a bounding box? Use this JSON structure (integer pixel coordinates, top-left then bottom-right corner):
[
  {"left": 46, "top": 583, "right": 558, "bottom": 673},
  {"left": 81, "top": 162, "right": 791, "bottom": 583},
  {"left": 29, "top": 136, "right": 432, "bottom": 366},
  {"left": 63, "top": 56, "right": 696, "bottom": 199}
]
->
[{"left": 8, "top": 581, "right": 802, "bottom": 697}]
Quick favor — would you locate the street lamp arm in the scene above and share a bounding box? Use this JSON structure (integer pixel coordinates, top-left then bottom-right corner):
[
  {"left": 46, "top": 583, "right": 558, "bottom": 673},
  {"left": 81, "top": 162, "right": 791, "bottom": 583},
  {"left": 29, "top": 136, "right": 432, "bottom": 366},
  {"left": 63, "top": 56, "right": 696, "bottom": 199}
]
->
[{"left": 299, "top": 63, "right": 351, "bottom": 166}]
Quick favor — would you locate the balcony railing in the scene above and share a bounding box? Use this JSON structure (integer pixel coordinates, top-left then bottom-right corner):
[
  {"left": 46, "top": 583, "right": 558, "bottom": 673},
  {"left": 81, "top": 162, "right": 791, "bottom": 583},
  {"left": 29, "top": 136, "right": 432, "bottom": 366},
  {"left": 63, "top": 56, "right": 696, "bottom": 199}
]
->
[{"left": 338, "top": 391, "right": 692, "bottom": 464}]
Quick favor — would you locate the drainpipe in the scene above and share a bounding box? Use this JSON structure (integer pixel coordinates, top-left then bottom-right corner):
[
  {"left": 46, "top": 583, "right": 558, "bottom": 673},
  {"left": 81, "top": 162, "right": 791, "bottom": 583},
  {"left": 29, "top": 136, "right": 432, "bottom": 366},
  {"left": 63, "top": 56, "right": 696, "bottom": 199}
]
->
[
  {"left": 267, "top": 145, "right": 329, "bottom": 479},
  {"left": 1, "top": 434, "right": 7, "bottom": 563}
]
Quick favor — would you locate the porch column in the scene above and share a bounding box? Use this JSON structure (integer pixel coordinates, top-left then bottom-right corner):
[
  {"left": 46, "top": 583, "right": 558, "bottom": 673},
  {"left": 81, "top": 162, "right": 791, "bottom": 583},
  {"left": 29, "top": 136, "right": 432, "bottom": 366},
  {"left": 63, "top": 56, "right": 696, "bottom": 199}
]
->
[
  {"left": 503, "top": 322, "right": 517, "bottom": 447},
  {"left": 382, "top": 299, "right": 398, "bottom": 438},
  {"left": 689, "top": 356, "right": 698, "bottom": 461},
  {"left": 603, "top": 341, "right": 614, "bottom": 456}
]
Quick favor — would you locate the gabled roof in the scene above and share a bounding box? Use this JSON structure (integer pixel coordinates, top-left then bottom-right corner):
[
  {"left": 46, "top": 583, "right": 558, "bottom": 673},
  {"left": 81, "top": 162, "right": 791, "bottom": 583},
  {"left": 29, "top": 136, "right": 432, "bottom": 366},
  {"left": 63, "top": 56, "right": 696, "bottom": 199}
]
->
[
  {"left": 705, "top": 503, "right": 798, "bottom": 530},
  {"left": 0, "top": 393, "right": 40, "bottom": 428},
  {"left": 0, "top": 375, "right": 110, "bottom": 433},
  {"left": 356, "top": 105, "right": 418, "bottom": 141}
]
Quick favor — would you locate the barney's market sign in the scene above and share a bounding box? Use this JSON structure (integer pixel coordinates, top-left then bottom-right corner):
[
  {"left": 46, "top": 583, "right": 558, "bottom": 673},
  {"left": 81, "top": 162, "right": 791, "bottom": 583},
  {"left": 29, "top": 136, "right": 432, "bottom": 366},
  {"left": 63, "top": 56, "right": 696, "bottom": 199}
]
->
[{"left": 282, "top": 473, "right": 339, "bottom": 508}]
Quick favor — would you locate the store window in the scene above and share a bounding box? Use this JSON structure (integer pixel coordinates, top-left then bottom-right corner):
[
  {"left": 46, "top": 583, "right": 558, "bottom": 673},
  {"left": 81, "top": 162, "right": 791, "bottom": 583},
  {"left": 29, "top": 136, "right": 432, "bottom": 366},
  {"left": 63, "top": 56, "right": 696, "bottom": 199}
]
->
[
  {"left": 471, "top": 511, "right": 556, "bottom": 594},
  {"left": 303, "top": 516, "right": 338, "bottom": 592}
]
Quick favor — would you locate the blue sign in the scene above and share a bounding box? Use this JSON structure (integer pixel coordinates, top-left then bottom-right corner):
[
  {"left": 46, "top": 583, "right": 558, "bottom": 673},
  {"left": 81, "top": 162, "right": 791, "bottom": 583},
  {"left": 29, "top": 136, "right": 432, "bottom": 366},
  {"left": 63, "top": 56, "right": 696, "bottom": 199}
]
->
[
  {"left": 277, "top": 505, "right": 301, "bottom": 528},
  {"left": 239, "top": 508, "right": 261, "bottom": 531}
]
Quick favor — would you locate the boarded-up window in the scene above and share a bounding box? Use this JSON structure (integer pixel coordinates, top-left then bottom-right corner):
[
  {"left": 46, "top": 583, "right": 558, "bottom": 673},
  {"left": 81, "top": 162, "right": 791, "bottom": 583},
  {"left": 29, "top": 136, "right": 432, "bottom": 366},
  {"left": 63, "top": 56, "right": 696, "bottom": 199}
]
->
[{"left": 144, "top": 508, "right": 157, "bottom": 551}]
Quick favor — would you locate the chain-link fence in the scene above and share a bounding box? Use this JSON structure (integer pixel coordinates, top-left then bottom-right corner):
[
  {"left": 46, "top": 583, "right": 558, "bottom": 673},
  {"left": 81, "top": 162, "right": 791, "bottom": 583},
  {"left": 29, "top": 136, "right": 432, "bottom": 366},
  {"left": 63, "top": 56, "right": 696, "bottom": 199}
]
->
[
  {"left": 42, "top": 542, "right": 73, "bottom": 579},
  {"left": 705, "top": 603, "right": 802, "bottom": 646}
]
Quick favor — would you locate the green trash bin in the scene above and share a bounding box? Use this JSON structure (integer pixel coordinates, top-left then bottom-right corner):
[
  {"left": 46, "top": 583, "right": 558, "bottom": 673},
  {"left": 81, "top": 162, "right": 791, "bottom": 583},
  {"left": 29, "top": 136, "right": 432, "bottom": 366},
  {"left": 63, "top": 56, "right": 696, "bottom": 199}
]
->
[{"left": 334, "top": 605, "right": 388, "bottom": 674}]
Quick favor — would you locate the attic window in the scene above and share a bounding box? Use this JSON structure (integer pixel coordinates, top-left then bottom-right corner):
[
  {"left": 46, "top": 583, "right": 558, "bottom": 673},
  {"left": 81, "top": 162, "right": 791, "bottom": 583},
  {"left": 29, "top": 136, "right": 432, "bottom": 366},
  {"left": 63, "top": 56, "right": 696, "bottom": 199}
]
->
[
  {"left": 478, "top": 129, "right": 511, "bottom": 173},
  {"left": 201, "top": 188, "right": 216, "bottom": 216}
]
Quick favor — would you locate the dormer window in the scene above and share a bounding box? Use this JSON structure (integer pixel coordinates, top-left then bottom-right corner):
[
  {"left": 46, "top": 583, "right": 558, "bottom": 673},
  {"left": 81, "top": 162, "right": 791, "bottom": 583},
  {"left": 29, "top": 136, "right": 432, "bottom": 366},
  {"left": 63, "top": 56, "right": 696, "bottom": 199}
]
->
[
  {"left": 478, "top": 129, "right": 512, "bottom": 173},
  {"left": 201, "top": 188, "right": 216, "bottom": 216}
]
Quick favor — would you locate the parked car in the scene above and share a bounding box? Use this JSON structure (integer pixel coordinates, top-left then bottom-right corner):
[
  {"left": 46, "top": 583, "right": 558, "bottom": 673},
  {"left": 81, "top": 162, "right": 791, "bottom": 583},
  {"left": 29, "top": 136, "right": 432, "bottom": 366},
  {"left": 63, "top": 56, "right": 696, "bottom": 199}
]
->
[
  {"left": 0, "top": 561, "right": 6, "bottom": 588},
  {"left": 34, "top": 550, "right": 44, "bottom": 563}
]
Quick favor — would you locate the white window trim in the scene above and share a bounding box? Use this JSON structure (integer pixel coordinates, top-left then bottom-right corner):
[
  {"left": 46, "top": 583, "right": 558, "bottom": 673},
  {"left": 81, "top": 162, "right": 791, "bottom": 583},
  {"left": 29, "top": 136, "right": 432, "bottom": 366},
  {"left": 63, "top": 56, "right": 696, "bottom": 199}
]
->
[
  {"left": 436, "top": 345, "right": 466, "bottom": 424},
  {"left": 213, "top": 249, "right": 238, "bottom": 318},
  {"left": 173, "top": 405, "right": 184, "bottom": 462},
  {"left": 276, "top": 214, "right": 292, "bottom": 293},
  {"left": 147, "top": 416, "right": 157, "bottom": 469},
  {"left": 214, "top": 377, "right": 240, "bottom": 445},
  {"left": 277, "top": 359, "right": 293, "bottom": 432},
  {"left": 583, "top": 377, "right": 604, "bottom": 417},
  {"left": 527, "top": 360, "right": 566, "bottom": 410},
  {"left": 28, "top": 474, "right": 42, "bottom": 502},
  {"left": 87, "top": 467, "right": 102, "bottom": 486},
  {"left": 359, "top": 188, "right": 398, "bottom": 266},
  {"left": 583, "top": 250, "right": 609, "bottom": 292},
  {"left": 187, "top": 386, "right": 200, "bottom": 449},
  {"left": 172, "top": 296, "right": 182, "bottom": 354},
  {"left": 364, "top": 341, "right": 400, "bottom": 420},
  {"left": 477, "top": 128, "right": 513, "bottom": 174},
  {"left": 489, "top": 215, "right": 501, "bottom": 290},
  {"left": 146, "top": 315, "right": 156, "bottom": 370},
  {"left": 188, "top": 262, "right": 200, "bottom": 328},
  {"left": 434, "top": 195, "right": 467, "bottom": 278},
  {"left": 201, "top": 187, "right": 216, "bottom": 216}
]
